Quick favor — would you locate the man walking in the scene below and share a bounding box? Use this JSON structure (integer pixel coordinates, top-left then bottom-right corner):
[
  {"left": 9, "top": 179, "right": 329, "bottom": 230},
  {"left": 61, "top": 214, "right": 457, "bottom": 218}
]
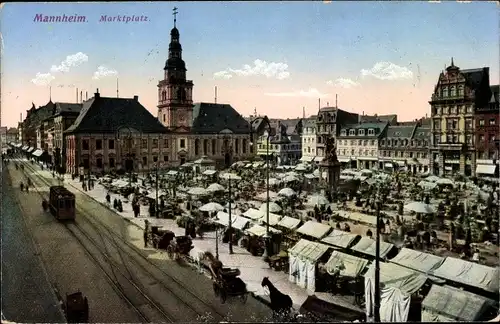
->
[{"left": 144, "top": 220, "right": 150, "bottom": 248}]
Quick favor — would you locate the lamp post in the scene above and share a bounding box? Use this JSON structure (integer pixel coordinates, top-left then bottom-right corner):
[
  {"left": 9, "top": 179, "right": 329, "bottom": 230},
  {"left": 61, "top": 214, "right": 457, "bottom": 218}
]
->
[
  {"left": 374, "top": 192, "right": 381, "bottom": 323},
  {"left": 155, "top": 162, "right": 159, "bottom": 218},
  {"left": 221, "top": 172, "right": 241, "bottom": 255},
  {"left": 116, "top": 127, "right": 134, "bottom": 188},
  {"left": 250, "top": 117, "right": 272, "bottom": 259}
]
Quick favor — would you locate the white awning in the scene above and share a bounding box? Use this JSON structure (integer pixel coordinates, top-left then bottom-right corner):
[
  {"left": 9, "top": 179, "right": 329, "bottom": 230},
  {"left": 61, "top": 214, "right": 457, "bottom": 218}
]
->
[
  {"left": 289, "top": 239, "right": 330, "bottom": 263},
  {"left": 313, "top": 156, "right": 324, "bottom": 162},
  {"left": 444, "top": 166, "right": 452, "bottom": 171},
  {"left": 167, "top": 170, "right": 178, "bottom": 176},
  {"left": 476, "top": 164, "right": 497, "bottom": 175},
  {"left": 300, "top": 156, "right": 311, "bottom": 162},
  {"left": 242, "top": 208, "right": 263, "bottom": 220},
  {"left": 202, "top": 169, "right": 217, "bottom": 176},
  {"left": 22, "top": 145, "right": 29, "bottom": 150},
  {"left": 321, "top": 229, "right": 360, "bottom": 249},
  {"left": 351, "top": 236, "right": 394, "bottom": 258},
  {"left": 257, "top": 212, "right": 281, "bottom": 226},
  {"left": 296, "top": 221, "right": 332, "bottom": 239},
  {"left": 390, "top": 248, "right": 444, "bottom": 274},
  {"left": 213, "top": 211, "right": 231, "bottom": 226},
  {"left": 396, "top": 160, "right": 405, "bottom": 166},
  {"left": 231, "top": 216, "right": 250, "bottom": 230},
  {"left": 246, "top": 224, "right": 281, "bottom": 237},
  {"left": 27, "top": 147, "right": 35, "bottom": 152},
  {"left": 276, "top": 216, "right": 301, "bottom": 230},
  {"left": 384, "top": 162, "right": 393, "bottom": 168},
  {"left": 325, "top": 250, "right": 369, "bottom": 278},
  {"left": 32, "top": 149, "right": 43, "bottom": 157},
  {"left": 338, "top": 158, "right": 351, "bottom": 162}
]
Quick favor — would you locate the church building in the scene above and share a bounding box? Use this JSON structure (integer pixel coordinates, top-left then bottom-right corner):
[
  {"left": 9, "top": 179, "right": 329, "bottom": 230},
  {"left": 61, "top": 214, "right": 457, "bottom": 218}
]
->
[{"left": 156, "top": 12, "right": 253, "bottom": 167}]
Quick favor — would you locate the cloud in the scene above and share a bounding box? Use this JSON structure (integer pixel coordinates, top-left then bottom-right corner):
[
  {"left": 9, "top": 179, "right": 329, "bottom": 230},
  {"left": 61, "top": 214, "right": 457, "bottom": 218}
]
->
[
  {"left": 31, "top": 72, "right": 55, "bottom": 86},
  {"left": 326, "top": 78, "right": 360, "bottom": 88},
  {"left": 214, "top": 59, "right": 290, "bottom": 80},
  {"left": 361, "top": 62, "right": 413, "bottom": 80},
  {"left": 92, "top": 66, "right": 118, "bottom": 80},
  {"left": 0, "top": 33, "right": 4, "bottom": 56},
  {"left": 213, "top": 71, "right": 233, "bottom": 80},
  {"left": 50, "top": 52, "right": 89, "bottom": 73},
  {"left": 265, "top": 88, "right": 329, "bottom": 98},
  {"left": 57, "top": 84, "right": 75, "bottom": 88}
]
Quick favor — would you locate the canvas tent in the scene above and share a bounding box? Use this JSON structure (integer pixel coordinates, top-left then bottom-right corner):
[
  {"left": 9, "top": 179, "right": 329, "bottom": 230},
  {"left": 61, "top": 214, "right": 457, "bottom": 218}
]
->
[
  {"left": 431, "top": 257, "right": 499, "bottom": 293},
  {"left": 325, "top": 250, "right": 369, "bottom": 278},
  {"left": 351, "top": 237, "right": 394, "bottom": 258},
  {"left": 296, "top": 221, "right": 332, "bottom": 239},
  {"left": 365, "top": 262, "right": 427, "bottom": 322},
  {"left": 288, "top": 239, "right": 330, "bottom": 292},
  {"left": 422, "top": 284, "right": 497, "bottom": 322},
  {"left": 321, "top": 229, "right": 360, "bottom": 249},
  {"left": 390, "top": 248, "right": 444, "bottom": 274}
]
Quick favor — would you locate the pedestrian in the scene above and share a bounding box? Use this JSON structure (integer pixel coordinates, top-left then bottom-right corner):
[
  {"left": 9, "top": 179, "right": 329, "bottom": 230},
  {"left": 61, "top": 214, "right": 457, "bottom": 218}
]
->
[
  {"left": 144, "top": 220, "right": 150, "bottom": 248},
  {"left": 105, "top": 193, "right": 111, "bottom": 206}
]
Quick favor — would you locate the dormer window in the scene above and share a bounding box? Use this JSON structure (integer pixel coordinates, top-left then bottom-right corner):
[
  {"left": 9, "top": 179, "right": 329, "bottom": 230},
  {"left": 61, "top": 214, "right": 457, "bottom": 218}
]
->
[
  {"left": 404, "top": 139, "right": 408, "bottom": 146},
  {"left": 359, "top": 129, "right": 365, "bottom": 136},
  {"left": 367, "top": 129, "right": 375, "bottom": 136},
  {"left": 349, "top": 129, "right": 355, "bottom": 136},
  {"left": 443, "top": 87, "right": 448, "bottom": 97},
  {"left": 381, "top": 139, "right": 385, "bottom": 146},
  {"left": 450, "top": 86, "right": 456, "bottom": 97},
  {"left": 340, "top": 130, "right": 347, "bottom": 136}
]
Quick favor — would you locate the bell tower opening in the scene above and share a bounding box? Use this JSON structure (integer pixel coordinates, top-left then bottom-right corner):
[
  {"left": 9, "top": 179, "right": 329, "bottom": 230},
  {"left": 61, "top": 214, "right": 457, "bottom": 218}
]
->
[{"left": 157, "top": 7, "right": 194, "bottom": 130}]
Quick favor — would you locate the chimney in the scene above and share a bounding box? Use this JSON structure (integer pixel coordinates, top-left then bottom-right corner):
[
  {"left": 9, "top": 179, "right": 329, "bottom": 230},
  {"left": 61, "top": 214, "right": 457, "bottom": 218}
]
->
[
  {"left": 86, "top": 91, "right": 88, "bottom": 101},
  {"left": 80, "top": 91, "right": 83, "bottom": 103},
  {"left": 133, "top": 95, "right": 138, "bottom": 101},
  {"left": 76, "top": 88, "right": 78, "bottom": 103},
  {"left": 95, "top": 89, "right": 100, "bottom": 99}
]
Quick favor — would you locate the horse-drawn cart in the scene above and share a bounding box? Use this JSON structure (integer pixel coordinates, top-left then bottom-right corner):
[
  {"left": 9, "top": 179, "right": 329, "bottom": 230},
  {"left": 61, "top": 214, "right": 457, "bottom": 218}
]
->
[
  {"left": 64, "top": 291, "right": 89, "bottom": 323},
  {"left": 166, "top": 235, "right": 194, "bottom": 260},
  {"left": 211, "top": 267, "right": 248, "bottom": 304}
]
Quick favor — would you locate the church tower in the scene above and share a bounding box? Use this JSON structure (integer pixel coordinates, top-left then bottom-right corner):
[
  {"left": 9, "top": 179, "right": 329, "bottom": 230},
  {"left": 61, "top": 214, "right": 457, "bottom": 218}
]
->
[{"left": 157, "top": 7, "right": 194, "bottom": 130}]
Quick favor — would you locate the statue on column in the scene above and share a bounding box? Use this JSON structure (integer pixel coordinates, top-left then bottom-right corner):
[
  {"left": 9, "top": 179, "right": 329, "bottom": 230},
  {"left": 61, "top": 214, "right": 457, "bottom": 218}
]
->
[{"left": 325, "top": 137, "right": 339, "bottom": 164}]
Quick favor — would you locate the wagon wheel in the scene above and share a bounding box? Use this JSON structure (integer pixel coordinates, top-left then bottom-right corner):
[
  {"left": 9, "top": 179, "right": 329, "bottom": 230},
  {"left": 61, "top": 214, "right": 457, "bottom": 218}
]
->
[
  {"left": 213, "top": 282, "right": 219, "bottom": 296},
  {"left": 166, "top": 245, "right": 174, "bottom": 259},
  {"left": 219, "top": 286, "right": 227, "bottom": 304}
]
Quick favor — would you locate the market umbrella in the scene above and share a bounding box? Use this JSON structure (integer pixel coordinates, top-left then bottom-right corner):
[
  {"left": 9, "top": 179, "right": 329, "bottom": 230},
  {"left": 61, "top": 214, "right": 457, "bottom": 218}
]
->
[
  {"left": 256, "top": 191, "right": 278, "bottom": 201},
  {"left": 278, "top": 187, "right": 296, "bottom": 197},
  {"left": 436, "top": 178, "right": 454, "bottom": 186},
  {"left": 268, "top": 178, "right": 281, "bottom": 186},
  {"left": 199, "top": 202, "right": 225, "bottom": 212},
  {"left": 220, "top": 173, "right": 242, "bottom": 181},
  {"left": 283, "top": 175, "right": 299, "bottom": 183},
  {"left": 187, "top": 187, "right": 208, "bottom": 196},
  {"left": 417, "top": 181, "right": 437, "bottom": 190},
  {"left": 404, "top": 201, "right": 436, "bottom": 214},
  {"left": 306, "top": 194, "right": 329, "bottom": 206},
  {"left": 259, "top": 201, "right": 282, "bottom": 213},
  {"left": 286, "top": 171, "right": 300, "bottom": 177},
  {"left": 425, "top": 175, "right": 441, "bottom": 183},
  {"left": 206, "top": 183, "right": 225, "bottom": 193},
  {"left": 295, "top": 164, "right": 308, "bottom": 172}
]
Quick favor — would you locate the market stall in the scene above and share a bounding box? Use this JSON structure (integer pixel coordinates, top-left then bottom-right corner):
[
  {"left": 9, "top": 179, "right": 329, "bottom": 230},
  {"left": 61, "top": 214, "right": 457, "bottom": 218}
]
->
[
  {"left": 321, "top": 229, "right": 361, "bottom": 250},
  {"left": 296, "top": 221, "right": 332, "bottom": 240},
  {"left": 422, "top": 284, "right": 497, "bottom": 322},
  {"left": 350, "top": 236, "right": 396, "bottom": 259},
  {"left": 288, "top": 239, "right": 330, "bottom": 292},
  {"left": 390, "top": 247, "right": 444, "bottom": 274}
]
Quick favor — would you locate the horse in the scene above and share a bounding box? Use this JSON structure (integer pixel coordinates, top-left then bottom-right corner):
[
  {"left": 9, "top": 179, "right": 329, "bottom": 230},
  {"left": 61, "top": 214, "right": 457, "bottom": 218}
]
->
[{"left": 261, "top": 277, "right": 293, "bottom": 320}]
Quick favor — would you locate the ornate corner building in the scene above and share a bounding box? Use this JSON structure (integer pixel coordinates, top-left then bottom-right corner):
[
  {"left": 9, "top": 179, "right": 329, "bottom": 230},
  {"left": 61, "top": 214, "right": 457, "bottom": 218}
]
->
[{"left": 429, "top": 59, "right": 496, "bottom": 177}]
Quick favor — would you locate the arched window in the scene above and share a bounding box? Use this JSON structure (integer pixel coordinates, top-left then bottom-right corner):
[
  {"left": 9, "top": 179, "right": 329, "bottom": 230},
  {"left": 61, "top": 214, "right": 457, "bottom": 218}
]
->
[
  {"left": 458, "top": 85, "right": 464, "bottom": 96},
  {"left": 194, "top": 139, "right": 199, "bottom": 155},
  {"left": 203, "top": 139, "right": 208, "bottom": 155},
  {"left": 442, "top": 87, "right": 448, "bottom": 97},
  {"left": 162, "top": 91, "right": 166, "bottom": 101},
  {"left": 450, "top": 86, "right": 456, "bottom": 97},
  {"left": 234, "top": 139, "right": 239, "bottom": 154}
]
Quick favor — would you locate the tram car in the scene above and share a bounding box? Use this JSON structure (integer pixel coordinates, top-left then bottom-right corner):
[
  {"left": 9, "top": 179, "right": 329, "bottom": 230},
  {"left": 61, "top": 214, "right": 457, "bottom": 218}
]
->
[{"left": 49, "top": 186, "right": 76, "bottom": 220}]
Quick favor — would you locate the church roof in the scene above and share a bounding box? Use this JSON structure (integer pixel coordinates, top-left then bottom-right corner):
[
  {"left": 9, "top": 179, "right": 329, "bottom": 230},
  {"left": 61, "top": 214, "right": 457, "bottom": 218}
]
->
[
  {"left": 191, "top": 102, "right": 250, "bottom": 134},
  {"left": 65, "top": 94, "right": 168, "bottom": 134}
]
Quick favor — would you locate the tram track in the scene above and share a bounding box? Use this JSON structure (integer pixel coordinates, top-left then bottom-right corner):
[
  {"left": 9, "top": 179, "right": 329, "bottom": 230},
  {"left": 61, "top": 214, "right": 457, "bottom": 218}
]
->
[{"left": 13, "top": 158, "right": 229, "bottom": 322}]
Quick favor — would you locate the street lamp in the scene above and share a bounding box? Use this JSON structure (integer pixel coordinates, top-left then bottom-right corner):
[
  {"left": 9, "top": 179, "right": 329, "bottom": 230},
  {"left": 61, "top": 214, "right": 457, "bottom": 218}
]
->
[
  {"left": 220, "top": 172, "right": 241, "bottom": 254},
  {"left": 250, "top": 117, "right": 272, "bottom": 259},
  {"left": 154, "top": 162, "right": 160, "bottom": 218},
  {"left": 374, "top": 192, "right": 381, "bottom": 323},
  {"left": 116, "top": 126, "right": 134, "bottom": 188}
]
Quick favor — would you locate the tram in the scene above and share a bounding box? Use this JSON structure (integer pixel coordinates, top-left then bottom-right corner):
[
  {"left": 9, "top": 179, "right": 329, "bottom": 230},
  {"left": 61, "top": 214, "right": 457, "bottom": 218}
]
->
[{"left": 49, "top": 186, "right": 76, "bottom": 220}]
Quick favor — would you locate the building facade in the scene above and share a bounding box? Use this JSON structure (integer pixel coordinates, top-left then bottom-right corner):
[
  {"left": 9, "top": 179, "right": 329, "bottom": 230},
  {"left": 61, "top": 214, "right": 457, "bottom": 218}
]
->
[
  {"left": 300, "top": 116, "right": 317, "bottom": 163},
  {"left": 475, "top": 85, "right": 499, "bottom": 177},
  {"left": 256, "top": 119, "right": 302, "bottom": 165},
  {"left": 0, "top": 127, "right": 7, "bottom": 150},
  {"left": 315, "top": 106, "right": 359, "bottom": 161},
  {"left": 155, "top": 22, "right": 252, "bottom": 167},
  {"left": 429, "top": 60, "right": 492, "bottom": 176},
  {"left": 336, "top": 122, "right": 389, "bottom": 169},
  {"left": 378, "top": 122, "right": 430, "bottom": 173},
  {"left": 6, "top": 127, "right": 18, "bottom": 144}
]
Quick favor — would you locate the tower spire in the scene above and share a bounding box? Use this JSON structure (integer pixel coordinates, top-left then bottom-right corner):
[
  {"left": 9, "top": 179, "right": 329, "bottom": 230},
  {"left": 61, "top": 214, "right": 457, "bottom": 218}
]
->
[
  {"left": 451, "top": 57, "right": 454, "bottom": 66},
  {"left": 173, "top": 7, "right": 178, "bottom": 27},
  {"left": 117, "top": 78, "right": 119, "bottom": 98},
  {"left": 49, "top": 86, "right": 52, "bottom": 101}
]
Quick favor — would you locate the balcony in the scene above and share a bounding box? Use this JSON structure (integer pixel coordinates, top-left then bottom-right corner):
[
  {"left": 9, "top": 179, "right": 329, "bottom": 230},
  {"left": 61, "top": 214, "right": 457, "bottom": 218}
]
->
[
  {"left": 430, "top": 94, "right": 468, "bottom": 102},
  {"left": 437, "top": 142, "right": 464, "bottom": 151}
]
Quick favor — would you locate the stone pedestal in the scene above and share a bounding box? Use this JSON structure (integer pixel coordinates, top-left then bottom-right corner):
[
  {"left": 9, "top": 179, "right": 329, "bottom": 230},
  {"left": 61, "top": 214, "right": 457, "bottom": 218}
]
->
[{"left": 319, "top": 159, "right": 341, "bottom": 193}]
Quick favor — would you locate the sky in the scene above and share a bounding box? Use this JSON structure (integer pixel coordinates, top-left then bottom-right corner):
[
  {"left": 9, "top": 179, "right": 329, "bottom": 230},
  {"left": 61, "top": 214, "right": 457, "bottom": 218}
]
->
[{"left": 0, "top": 1, "right": 498, "bottom": 127}]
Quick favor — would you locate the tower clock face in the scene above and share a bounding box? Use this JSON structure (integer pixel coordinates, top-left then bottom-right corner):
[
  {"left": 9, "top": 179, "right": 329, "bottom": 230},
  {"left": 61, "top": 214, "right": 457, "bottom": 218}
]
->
[{"left": 178, "top": 111, "right": 186, "bottom": 125}]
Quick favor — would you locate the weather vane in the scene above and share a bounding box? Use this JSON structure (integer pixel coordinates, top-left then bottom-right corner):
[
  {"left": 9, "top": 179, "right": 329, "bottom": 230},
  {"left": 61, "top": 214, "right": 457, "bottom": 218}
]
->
[{"left": 173, "top": 7, "right": 178, "bottom": 27}]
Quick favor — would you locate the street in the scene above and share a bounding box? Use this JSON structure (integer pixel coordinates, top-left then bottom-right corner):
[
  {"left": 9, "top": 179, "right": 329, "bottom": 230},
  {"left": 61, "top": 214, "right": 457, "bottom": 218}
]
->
[
  {"left": 6, "top": 158, "right": 273, "bottom": 322},
  {"left": 0, "top": 165, "right": 66, "bottom": 323}
]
